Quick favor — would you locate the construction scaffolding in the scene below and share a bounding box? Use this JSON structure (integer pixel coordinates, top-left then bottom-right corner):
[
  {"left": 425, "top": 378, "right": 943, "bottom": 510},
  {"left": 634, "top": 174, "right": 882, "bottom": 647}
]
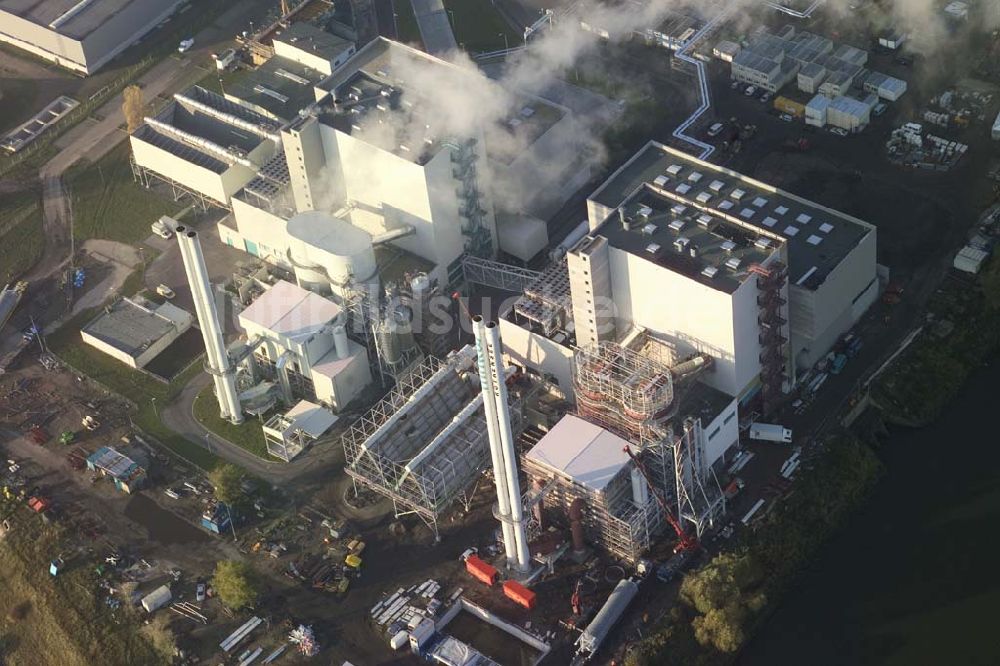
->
[
  {"left": 574, "top": 342, "right": 674, "bottom": 430},
  {"left": 342, "top": 347, "right": 520, "bottom": 539}
]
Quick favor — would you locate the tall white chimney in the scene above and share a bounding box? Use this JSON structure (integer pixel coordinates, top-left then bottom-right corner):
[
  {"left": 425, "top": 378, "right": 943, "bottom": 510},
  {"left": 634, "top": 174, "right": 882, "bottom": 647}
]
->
[
  {"left": 176, "top": 226, "right": 243, "bottom": 424},
  {"left": 472, "top": 316, "right": 517, "bottom": 564},
  {"left": 484, "top": 321, "right": 530, "bottom": 572}
]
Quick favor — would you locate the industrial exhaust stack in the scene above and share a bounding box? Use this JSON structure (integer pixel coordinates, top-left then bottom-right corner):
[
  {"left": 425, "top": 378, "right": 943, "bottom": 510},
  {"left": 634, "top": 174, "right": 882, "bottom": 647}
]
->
[
  {"left": 176, "top": 226, "right": 243, "bottom": 424},
  {"left": 472, "top": 316, "right": 531, "bottom": 573}
]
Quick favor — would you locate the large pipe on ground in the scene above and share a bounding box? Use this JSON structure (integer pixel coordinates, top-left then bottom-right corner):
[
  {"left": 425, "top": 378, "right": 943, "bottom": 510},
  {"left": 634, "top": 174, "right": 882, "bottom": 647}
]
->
[
  {"left": 472, "top": 316, "right": 517, "bottom": 564},
  {"left": 176, "top": 226, "right": 243, "bottom": 424},
  {"left": 485, "top": 320, "right": 531, "bottom": 573}
]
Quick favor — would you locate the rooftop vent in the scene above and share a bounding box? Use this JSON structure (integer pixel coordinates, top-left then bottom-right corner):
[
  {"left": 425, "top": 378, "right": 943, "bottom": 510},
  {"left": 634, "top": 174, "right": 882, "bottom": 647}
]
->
[
  {"left": 740, "top": 208, "right": 755, "bottom": 219},
  {"left": 638, "top": 205, "right": 653, "bottom": 219},
  {"left": 701, "top": 265, "right": 719, "bottom": 278},
  {"left": 796, "top": 213, "right": 812, "bottom": 224},
  {"left": 666, "top": 164, "right": 683, "bottom": 175},
  {"left": 646, "top": 242, "right": 661, "bottom": 254},
  {"left": 253, "top": 85, "right": 289, "bottom": 103},
  {"left": 719, "top": 200, "right": 734, "bottom": 211},
  {"left": 709, "top": 179, "right": 725, "bottom": 192},
  {"left": 753, "top": 196, "right": 768, "bottom": 207},
  {"left": 642, "top": 223, "right": 657, "bottom": 235},
  {"left": 819, "top": 222, "right": 834, "bottom": 233},
  {"left": 806, "top": 234, "right": 823, "bottom": 245},
  {"left": 520, "top": 106, "right": 536, "bottom": 117},
  {"left": 674, "top": 237, "right": 690, "bottom": 252},
  {"left": 725, "top": 256, "right": 742, "bottom": 271},
  {"left": 671, "top": 203, "right": 688, "bottom": 216},
  {"left": 775, "top": 205, "right": 789, "bottom": 215},
  {"left": 668, "top": 219, "right": 686, "bottom": 232},
  {"left": 676, "top": 183, "right": 691, "bottom": 195},
  {"left": 696, "top": 192, "right": 712, "bottom": 204},
  {"left": 688, "top": 171, "right": 703, "bottom": 182},
  {"left": 784, "top": 225, "right": 800, "bottom": 237},
  {"left": 697, "top": 213, "right": 713, "bottom": 227},
  {"left": 653, "top": 174, "right": 669, "bottom": 187},
  {"left": 721, "top": 240, "right": 737, "bottom": 253},
  {"left": 762, "top": 216, "right": 777, "bottom": 227},
  {"left": 731, "top": 188, "right": 746, "bottom": 200},
  {"left": 754, "top": 237, "right": 772, "bottom": 250},
  {"left": 276, "top": 69, "right": 311, "bottom": 85}
]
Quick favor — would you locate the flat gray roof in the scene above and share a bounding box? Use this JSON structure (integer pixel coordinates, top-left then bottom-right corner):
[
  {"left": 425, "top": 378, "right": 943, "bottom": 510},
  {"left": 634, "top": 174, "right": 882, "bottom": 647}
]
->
[
  {"left": 273, "top": 21, "right": 353, "bottom": 57},
  {"left": 82, "top": 299, "right": 177, "bottom": 358},
  {"left": 589, "top": 142, "right": 873, "bottom": 288},
  {"left": 594, "top": 187, "right": 783, "bottom": 294},
  {"left": 675, "top": 379, "right": 734, "bottom": 425},
  {"left": 0, "top": 0, "right": 165, "bottom": 39},
  {"left": 228, "top": 55, "right": 326, "bottom": 121}
]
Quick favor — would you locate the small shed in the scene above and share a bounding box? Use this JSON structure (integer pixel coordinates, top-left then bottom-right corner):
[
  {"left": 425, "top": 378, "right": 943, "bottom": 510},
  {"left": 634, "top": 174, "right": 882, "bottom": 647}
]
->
[
  {"left": 86, "top": 446, "right": 146, "bottom": 494},
  {"left": 141, "top": 585, "right": 172, "bottom": 613}
]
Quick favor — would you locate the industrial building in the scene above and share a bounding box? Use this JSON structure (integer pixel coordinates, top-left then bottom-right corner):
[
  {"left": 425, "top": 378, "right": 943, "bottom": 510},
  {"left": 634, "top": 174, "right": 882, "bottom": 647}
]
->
[
  {"left": 584, "top": 142, "right": 878, "bottom": 388},
  {"left": 237, "top": 279, "right": 372, "bottom": 411},
  {"left": 262, "top": 399, "right": 339, "bottom": 461},
  {"left": 0, "top": 0, "right": 184, "bottom": 74},
  {"left": 131, "top": 87, "right": 283, "bottom": 207},
  {"left": 80, "top": 297, "right": 192, "bottom": 369}
]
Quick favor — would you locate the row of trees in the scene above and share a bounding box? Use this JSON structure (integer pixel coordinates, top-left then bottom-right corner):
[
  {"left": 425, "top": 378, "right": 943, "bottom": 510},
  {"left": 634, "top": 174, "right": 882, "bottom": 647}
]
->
[{"left": 626, "top": 434, "right": 883, "bottom": 665}]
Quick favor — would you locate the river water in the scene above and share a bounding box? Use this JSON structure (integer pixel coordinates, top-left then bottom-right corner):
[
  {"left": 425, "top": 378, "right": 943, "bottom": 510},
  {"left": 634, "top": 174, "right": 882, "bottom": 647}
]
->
[{"left": 740, "top": 355, "right": 1000, "bottom": 666}]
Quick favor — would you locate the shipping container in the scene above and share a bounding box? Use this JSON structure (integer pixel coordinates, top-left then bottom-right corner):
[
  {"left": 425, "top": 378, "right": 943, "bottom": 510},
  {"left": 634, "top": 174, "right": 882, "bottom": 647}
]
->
[
  {"left": 502, "top": 580, "right": 537, "bottom": 609},
  {"left": 465, "top": 555, "right": 498, "bottom": 586}
]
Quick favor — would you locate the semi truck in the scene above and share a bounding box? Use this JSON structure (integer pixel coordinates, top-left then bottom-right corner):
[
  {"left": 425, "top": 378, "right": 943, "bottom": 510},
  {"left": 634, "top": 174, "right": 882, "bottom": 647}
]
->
[{"left": 748, "top": 423, "right": 792, "bottom": 443}]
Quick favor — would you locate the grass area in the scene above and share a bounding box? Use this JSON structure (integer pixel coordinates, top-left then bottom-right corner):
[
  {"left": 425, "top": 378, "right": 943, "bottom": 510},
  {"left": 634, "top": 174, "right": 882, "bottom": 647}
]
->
[
  {"left": 443, "top": 0, "right": 521, "bottom": 53},
  {"left": 0, "top": 515, "right": 165, "bottom": 665},
  {"left": 193, "top": 386, "right": 275, "bottom": 460},
  {"left": 47, "top": 305, "right": 221, "bottom": 471},
  {"left": 392, "top": 0, "right": 424, "bottom": 47},
  {"left": 0, "top": 188, "right": 45, "bottom": 281},
  {"left": 65, "top": 143, "right": 182, "bottom": 243},
  {"left": 0, "top": 79, "right": 44, "bottom": 134}
]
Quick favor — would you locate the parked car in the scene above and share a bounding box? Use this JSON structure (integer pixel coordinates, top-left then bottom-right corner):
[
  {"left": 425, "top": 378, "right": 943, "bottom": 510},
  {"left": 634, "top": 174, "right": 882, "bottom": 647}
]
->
[
  {"left": 779, "top": 113, "right": 793, "bottom": 122},
  {"left": 730, "top": 80, "right": 741, "bottom": 90},
  {"left": 178, "top": 38, "right": 194, "bottom": 53},
  {"left": 707, "top": 122, "right": 725, "bottom": 137},
  {"left": 759, "top": 92, "right": 771, "bottom": 103},
  {"left": 151, "top": 219, "right": 173, "bottom": 239},
  {"left": 156, "top": 284, "right": 175, "bottom": 299},
  {"left": 873, "top": 102, "right": 887, "bottom": 116},
  {"left": 830, "top": 127, "right": 849, "bottom": 137},
  {"left": 744, "top": 85, "right": 758, "bottom": 97},
  {"left": 196, "top": 582, "right": 206, "bottom": 602}
]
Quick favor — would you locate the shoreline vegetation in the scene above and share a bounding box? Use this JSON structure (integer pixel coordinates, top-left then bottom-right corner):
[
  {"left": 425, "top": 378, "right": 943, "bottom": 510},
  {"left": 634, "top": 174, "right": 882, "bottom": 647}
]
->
[{"left": 628, "top": 255, "right": 1000, "bottom": 665}]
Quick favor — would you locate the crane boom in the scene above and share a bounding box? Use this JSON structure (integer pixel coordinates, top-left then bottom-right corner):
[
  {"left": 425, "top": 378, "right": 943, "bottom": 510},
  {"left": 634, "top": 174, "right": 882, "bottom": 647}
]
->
[{"left": 623, "top": 446, "right": 698, "bottom": 551}]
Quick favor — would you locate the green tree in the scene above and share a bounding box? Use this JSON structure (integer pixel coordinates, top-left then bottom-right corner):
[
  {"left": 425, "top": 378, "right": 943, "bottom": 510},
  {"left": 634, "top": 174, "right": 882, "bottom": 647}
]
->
[
  {"left": 208, "top": 463, "right": 245, "bottom": 505},
  {"left": 679, "top": 552, "right": 766, "bottom": 653},
  {"left": 212, "top": 560, "right": 259, "bottom": 610}
]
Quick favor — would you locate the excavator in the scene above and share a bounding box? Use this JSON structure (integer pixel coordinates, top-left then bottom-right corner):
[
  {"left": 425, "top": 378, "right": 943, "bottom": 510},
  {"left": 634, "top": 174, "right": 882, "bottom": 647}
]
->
[{"left": 623, "top": 445, "right": 698, "bottom": 553}]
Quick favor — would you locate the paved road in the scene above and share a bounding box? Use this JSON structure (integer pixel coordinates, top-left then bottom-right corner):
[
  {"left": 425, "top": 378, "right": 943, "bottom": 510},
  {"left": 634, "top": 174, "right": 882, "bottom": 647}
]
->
[{"left": 410, "top": 0, "right": 457, "bottom": 55}]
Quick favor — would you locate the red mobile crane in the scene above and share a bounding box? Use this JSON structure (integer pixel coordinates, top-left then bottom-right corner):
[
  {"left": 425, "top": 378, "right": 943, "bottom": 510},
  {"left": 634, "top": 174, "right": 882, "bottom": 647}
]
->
[{"left": 623, "top": 446, "right": 698, "bottom": 552}]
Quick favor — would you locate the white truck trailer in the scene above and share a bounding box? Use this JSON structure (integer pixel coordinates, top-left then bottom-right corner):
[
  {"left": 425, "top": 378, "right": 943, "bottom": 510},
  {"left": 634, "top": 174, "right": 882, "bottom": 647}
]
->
[{"left": 748, "top": 422, "right": 792, "bottom": 443}]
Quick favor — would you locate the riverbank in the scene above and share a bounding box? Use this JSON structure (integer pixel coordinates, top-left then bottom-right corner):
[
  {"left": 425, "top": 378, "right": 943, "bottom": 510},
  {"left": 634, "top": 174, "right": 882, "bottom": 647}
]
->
[{"left": 738, "top": 353, "right": 1000, "bottom": 665}]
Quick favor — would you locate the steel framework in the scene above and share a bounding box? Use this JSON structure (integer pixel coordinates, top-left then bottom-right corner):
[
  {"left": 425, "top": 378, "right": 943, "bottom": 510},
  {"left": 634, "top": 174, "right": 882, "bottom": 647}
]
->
[
  {"left": 574, "top": 342, "right": 675, "bottom": 427},
  {"left": 342, "top": 348, "right": 519, "bottom": 540},
  {"left": 461, "top": 255, "right": 541, "bottom": 293},
  {"left": 130, "top": 155, "right": 222, "bottom": 212}
]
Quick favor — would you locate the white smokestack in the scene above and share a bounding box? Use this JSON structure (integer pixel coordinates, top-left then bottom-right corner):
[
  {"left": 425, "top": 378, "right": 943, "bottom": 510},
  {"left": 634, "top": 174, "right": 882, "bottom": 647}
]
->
[
  {"left": 472, "top": 316, "right": 517, "bottom": 564},
  {"left": 484, "top": 321, "right": 530, "bottom": 572},
  {"left": 176, "top": 226, "right": 243, "bottom": 424}
]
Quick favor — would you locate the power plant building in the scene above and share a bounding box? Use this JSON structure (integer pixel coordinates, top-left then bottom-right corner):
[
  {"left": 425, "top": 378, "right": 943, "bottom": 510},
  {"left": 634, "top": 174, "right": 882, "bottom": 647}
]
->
[
  {"left": 238, "top": 280, "right": 372, "bottom": 411},
  {"left": 0, "top": 0, "right": 185, "bottom": 74}
]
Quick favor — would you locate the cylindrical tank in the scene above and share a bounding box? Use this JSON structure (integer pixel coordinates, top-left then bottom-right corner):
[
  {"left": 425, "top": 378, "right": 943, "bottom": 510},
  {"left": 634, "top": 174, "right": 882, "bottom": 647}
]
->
[
  {"left": 286, "top": 211, "right": 377, "bottom": 288},
  {"left": 333, "top": 324, "right": 349, "bottom": 359}
]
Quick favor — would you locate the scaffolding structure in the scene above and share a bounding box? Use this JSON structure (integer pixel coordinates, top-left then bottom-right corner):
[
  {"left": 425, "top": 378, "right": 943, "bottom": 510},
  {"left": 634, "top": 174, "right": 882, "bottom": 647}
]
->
[
  {"left": 342, "top": 348, "right": 519, "bottom": 539},
  {"left": 673, "top": 418, "right": 724, "bottom": 538},
  {"left": 574, "top": 342, "right": 675, "bottom": 428},
  {"left": 508, "top": 261, "right": 572, "bottom": 337}
]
